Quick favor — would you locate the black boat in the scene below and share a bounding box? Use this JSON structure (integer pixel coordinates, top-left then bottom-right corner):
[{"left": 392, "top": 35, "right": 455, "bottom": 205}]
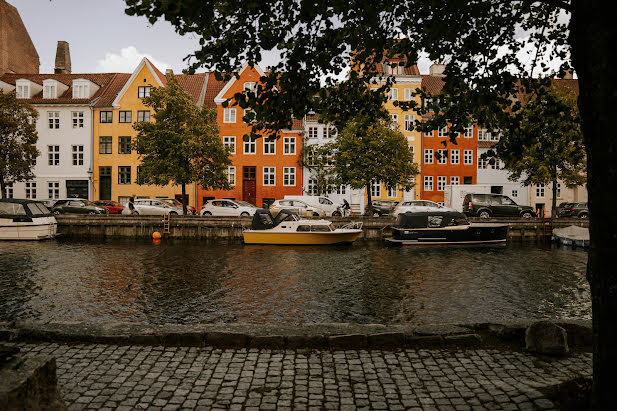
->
[{"left": 385, "top": 211, "right": 507, "bottom": 246}]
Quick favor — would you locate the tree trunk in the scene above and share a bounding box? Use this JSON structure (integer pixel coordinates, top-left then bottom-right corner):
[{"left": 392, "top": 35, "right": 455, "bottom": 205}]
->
[
  {"left": 181, "top": 183, "right": 187, "bottom": 215},
  {"left": 551, "top": 179, "right": 558, "bottom": 219},
  {"left": 570, "top": 2, "right": 617, "bottom": 409},
  {"left": 366, "top": 181, "right": 373, "bottom": 216},
  {"left": 0, "top": 178, "right": 5, "bottom": 200}
]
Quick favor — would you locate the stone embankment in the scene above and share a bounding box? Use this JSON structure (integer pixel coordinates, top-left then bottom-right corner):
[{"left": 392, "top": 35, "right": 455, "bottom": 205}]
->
[{"left": 54, "top": 214, "right": 589, "bottom": 241}]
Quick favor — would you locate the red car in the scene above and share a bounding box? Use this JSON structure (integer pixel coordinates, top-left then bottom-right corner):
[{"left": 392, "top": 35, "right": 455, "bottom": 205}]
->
[{"left": 94, "top": 200, "right": 124, "bottom": 214}]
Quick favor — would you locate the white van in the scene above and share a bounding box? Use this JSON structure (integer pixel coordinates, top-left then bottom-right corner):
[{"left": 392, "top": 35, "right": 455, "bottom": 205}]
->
[{"left": 284, "top": 195, "right": 342, "bottom": 216}]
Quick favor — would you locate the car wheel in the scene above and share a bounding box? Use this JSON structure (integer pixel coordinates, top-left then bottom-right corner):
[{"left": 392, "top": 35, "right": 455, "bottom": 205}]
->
[
  {"left": 240, "top": 212, "right": 250, "bottom": 217},
  {"left": 579, "top": 213, "right": 589, "bottom": 219},
  {"left": 203, "top": 211, "right": 212, "bottom": 216},
  {"left": 478, "top": 210, "right": 491, "bottom": 218},
  {"left": 332, "top": 211, "right": 342, "bottom": 217},
  {"left": 373, "top": 211, "right": 381, "bottom": 217},
  {"left": 88, "top": 211, "right": 96, "bottom": 215},
  {"left": 169, "top": 211, "right": 178, "bottom": 216},
  {"left": 53, "top": 210, "right": 61, "bottom": 215},
  {"left": 521, "top": 211, "right": 533, "bottom": 218}
]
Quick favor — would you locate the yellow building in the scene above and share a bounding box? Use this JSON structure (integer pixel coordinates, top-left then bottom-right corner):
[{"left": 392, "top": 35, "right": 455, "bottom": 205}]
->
[{"left": 92, "top": 58, "right": 208, "bottom": 207}]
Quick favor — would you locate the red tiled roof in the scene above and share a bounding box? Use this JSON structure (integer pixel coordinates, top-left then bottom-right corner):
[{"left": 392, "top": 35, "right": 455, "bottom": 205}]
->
[
  {"left": 478, "top": 141, "right": 496, "bottom": 148},
  {"left": 375, "top": 60, "right": 420, "bottom": 76},
  {"left": 173, "top": 73, "right": 207, "bottom": 105},
  {"left": 421, "top": 75, "right": 445, "bottom": 95},
  {"left": 203, "top": 74, "right": 226, "bottom": 108},
  {"left": 290, "top": 118, "right": 304, "bottom": 130},
  {"left": 146, "top": 59, "right": 168, "bottom": 87},
  {"left": 94, "top": 73, "right": 131, "bottom": 108}
]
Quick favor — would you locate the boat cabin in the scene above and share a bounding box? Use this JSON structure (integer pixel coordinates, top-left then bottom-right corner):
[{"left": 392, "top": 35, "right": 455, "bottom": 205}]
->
[
  {"left": 0, "top": 199, "right": 52, "bottom": 222},
  {"left": 394, "top": 211, "right": 470, "bottom": 229}
]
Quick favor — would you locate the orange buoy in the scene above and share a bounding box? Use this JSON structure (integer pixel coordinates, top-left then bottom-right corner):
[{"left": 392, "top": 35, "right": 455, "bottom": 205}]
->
[{"left": 152, "top": 231, "right": 162, "bottom": 239}]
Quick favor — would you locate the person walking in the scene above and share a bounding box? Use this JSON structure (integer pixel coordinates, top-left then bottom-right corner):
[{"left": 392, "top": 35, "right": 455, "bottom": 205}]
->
[{"left": 128, "top": 194, "right": 137, "bottom": 215}]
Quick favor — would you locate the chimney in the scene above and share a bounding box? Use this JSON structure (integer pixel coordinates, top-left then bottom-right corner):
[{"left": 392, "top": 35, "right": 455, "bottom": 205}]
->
[
  {"left": 54, "top": 41, "right": 71, "bottom": 74},
  {"left": 563, "top": 69, "right": 574, "bottom": 79},
  {"left": 429, "top": 63, "right": 445, "bottom": 77},
  {"left": 165, "top": 69, "right": 173, "bottom": 75}
]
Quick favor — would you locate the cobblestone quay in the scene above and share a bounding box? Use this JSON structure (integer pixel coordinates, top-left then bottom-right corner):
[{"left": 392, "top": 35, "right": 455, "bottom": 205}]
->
[{"left": 5, "top": 341, "right": 591, "bottom": 410}]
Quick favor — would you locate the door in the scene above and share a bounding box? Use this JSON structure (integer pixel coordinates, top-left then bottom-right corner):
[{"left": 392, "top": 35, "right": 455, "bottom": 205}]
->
[
  {"left": 242, "top": 166, "right": 257, "bottom": 205},
  {"left": 99, "top": 167, "right": 112, "bottom": 200}
]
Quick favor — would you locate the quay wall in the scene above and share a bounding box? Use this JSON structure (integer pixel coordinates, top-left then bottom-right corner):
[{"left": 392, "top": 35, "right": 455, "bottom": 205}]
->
[{"left": 53, "top": 215, "right": 589, "bottom": 241}]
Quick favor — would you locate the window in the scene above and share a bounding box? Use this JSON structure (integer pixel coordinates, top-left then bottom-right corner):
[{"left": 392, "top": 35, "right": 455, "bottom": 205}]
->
[
  {"left": 438, "top": 126, "right": 448, "bottom": 137},
  {"left": 25, "top": 181, "right": 36, "bottom": 199},
  {"left": 536, "top": 184, "right": 545, "bottom": 198},
  {"left": 556, "top": 183, "right": 561, "bottom": 198},
  {"left": 464, "top": 125, "right": 473, "bottom": 138},
  {"left": 244, "top": 82, "right": 257, "bottom": 93},
  {"left": 243, "top": 108, "right": 256, "bottom": 123},
  {"left": 424, "top": 130, "right": 434, "bottom": 137},
  {"left": 4, "top": 183, "right": 13, "bottom": 198},
  {"left": 99, "top": 136, "right": 112, "bottom": 154},
  {"left": 450, "top": 149, "right": 460, "bottom": 164},
  {"left": 387, "top": 184, "right": 397, "bottom": 197},
  {"left": 371, "top": 180, "right": 381, "bottom": 198},
  {"left": 450, "top": 176, "right": 460, "bottom": 185},
  {"left": 244, "top": 136, "right": 256, "bottom": 154},
  {"left": 48, "top": 181, "right": 59, "bottom": 199},
  {"left": 118, "top": 167, "right": 131, "bottom": 185},
  {"left": 464, "top": 150, "right": 473, "bottom": 165},
  {"left": 388, "top": 88, "right": 398, "bottom": 101},
  {"left": 404, "top": 88, "right": 414, "bottom": 101},
  {"left": 283, "top": 167, "right": 296, "bottom": 186},
  {"left": 283, "top": 137, "right": 296, "bottom": 155},
  {"left": 119, "top": 111, "right": 132, "bottom": 123},
  {"left": 72, "top": 145, "right": 84, "bottom": 166},
  {"left": 437, "top": 149, "right": 447, "bottom": 164},
  {"left": 336, "top": 185, "right": 346, "bottom": 195},
  {"left": 263, "top": 167, "right": 275, "bottom": 186},
  {"left": 478, "top": 156, "right": 488, "bottom": 169},
  {"left": 118, "top": 136, "right": 131, "bottom": 154},
  {"left": 463, "top": 176, "right": 473, "bottom": 184},
  {"left": 478, "top": 127, "right": 489, "bottom": 141},
  {"left": 16, "top": 81, "right": 29, "bottom": 99},
  {"left": 410, "top": 146, "right": 415, "bottom": 162},
  {"left": 424, "top": 149, "right": 434, "bottom": 164},
  {"left": 223, "top": 136, "right": 236, "bottom": 154},
  {"left": 137, "top": 110, "right": 150, "bottom": 122},
  {"left": 489, "top": 158, "right": 501, "bottom": 170},
  {"left": 437, "top": 176, "right": 447, "bottom": 191},
  {"left": 404, "top": 114, "right": 414, "bottom": 132},
  {"left": 224, "top": 108, "right": 236, "bottom": 123},
  {"left": 263, "top": 138, "right": 276, "bottom": 155},
  {"left": 48, "top": 145, "right": 59, "bottom": 166},
  {"left": 43, "top": 81, "right": 57, "bottom": 99},
  {"left": 385, "top": 61, "right": 404, "bottom": 75},
  {"left": 72, "top": 112, "right": 84, "bottom": 128},
  {"left": 138, "top": 86, "right": 151, "bottom": 98},
  {"left": 72, "top": 81, "right": 89, "bottom": 98},
  {"left": 511, "top": 189, "right": 518, "bottom": 198},
  {"left": 308, "top": 126, "right": 318, "bottom": 139},
  {"left": 308, "top": 179, "right": 317, "bottom": 195},
  {"left": 48, "top": 112, "right": 60, "bottom": 129},
  {"left": 325, "top": 126, "right": 337, "bottom": 138},
  {"left": 424, "top": 176, "right": 434, "bottom": 191},
  {"left": 226, "top": 166, "right": 236, "bottom": 186},
  {"left": 100, "top": 111, "right": 112, "bottom": 123}
]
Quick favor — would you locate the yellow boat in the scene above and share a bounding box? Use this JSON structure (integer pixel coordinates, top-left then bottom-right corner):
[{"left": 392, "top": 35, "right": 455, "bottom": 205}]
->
[{"left": 243, "top": 209, "right": 363, "bottom": 245}]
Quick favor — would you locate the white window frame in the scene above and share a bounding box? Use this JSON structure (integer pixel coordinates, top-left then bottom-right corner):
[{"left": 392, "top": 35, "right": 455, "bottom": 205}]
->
[
  {"left": 390, "top": 114, "right": 399, "bottom": 129},
  {"left": 226, "top": 166, "right": 236, "bottom": 186},
  {"left": 48, "top": 111, "right": 60, "bottom": 129},
  {"left": 308, "top": 178, "right": 317, "bottom": 195},
  {"left": 371, "top": 180, "right": 381, "bottom": 198},
  {"left": 424, "top": 176, "right": 434, "bottom": 191},
  {"left": 137, "top": 110, "right": 150, "bottom": 122},
  {"left": 48, "top": 181, "right": 59, "bottom": 199},
  {"left": 478, "top": 128, "right": 489, "bottom": 141},
  {"left": 424, "top": 149, "right": 434, "bottom": 164},
  {"left": 325, "top": 126, "right": 337, "bottom": 138},
  {"left": 223, "top": 108, "right": 236, "bottom": 123},
  {"left": 283, "top": 167, "right": 296, "bottom": 186},
  {"left": 437, "top": 176, "right": 447, "bottom": 191},
  {"left": 450, "top": 176, "right": 460, "bottom": 185},
  {"left": 283, "top": 136, "right": 296, "bottom": 155},
  {"left": 450, "top": 149, "right": 460, "bottom": 164},
  {"left": 16, "top": 80, "right": 30, "bottom": 99},
  {"left": 403, "top": 88, "right": 414, "bottom": 101},
  {"left": 464, "top": 125, "right": 473, "bottom": 138},
  {"left": 308, "top": 126, "right": 318, "bottom": 139},
  {"left": 424, "top": 130, "right": 434, "bottom": 137},
  {"left": 464, "top": 150, "right": 473, "bottom": 165},
  {"left": 263, "top": 137, "right": 276, "bottom": 155},
  {"left": 244, "top": 82, "right": 257, "bottom": 93},
  {"left": 437, "top": 149, "right": 447, "bottom": 164},
  {"left": 48, "top": 145, "right": 59, "bottom": 166},
  {"left": 72, "top": 80, "right": 90, "bottom": 99},
  {"left": 25, "top": 181, "right": 37, "bottom": 199},
  {"left": 243, "top": 136, "right": 256, "bottom": 154},
  {"left": 4, "top": 183, "right": 13, "bottom": 199},
  {"left": 387, "top": 184, "right": 397, "bottom": 198},
  {"left": 536, "top": 184, "right": 545, "bottom": 198},
  {"left": 223, "top": 136, "right": 236, "bottom": 154},
  {"left": 404, "top": 114, "right": 414, "bottom": 132},
  {"left": 43, "top": 79, "right": 57, "bottom": 99},
  {"left": 72, "top": 145, "right": 84, "bottom": 166},
  {"left": 263, "top": 167, "right": 276, "bottom": 186},
  {"left": 388, "top": 88, "right": 399, "bottom": 101},
  {"left": 72, "top": 111, "right": 84, "bottom": 128},
  {"left": 511, "top": 189, "right": 518, "bottom": 198},
  {"left": 438, "top": 126, "right": 448, "bottom": 138}
]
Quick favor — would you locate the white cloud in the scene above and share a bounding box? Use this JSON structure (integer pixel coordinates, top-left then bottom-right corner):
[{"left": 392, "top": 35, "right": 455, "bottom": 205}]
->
[{"left": 95, "top": 46, "right": 171, "bottom": 73}]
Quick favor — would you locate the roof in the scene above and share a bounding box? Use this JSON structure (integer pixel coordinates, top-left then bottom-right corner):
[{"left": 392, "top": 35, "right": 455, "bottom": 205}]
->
[
  {"left": 93, "top": 73, "right": 131, "bottom": 108},
  {"left": 375, "top": 59, "right": 420, "bottom": 76},
  {"left": 173, "top": 73, "right": 208, "bottom": 105},
  {"left": 203, "top": 74, "right": 226, "bottom": 108},
  {"left": 477, "top": 141, "right": 496, "bottom": 149},
  {"left": 421, "top": 75, "right": 445, "bottom": 95}
]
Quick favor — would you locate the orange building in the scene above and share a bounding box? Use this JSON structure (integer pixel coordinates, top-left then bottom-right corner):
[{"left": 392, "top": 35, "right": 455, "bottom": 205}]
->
[
  {"left": 420, "top": 73, "right": 477, "bottom": 204},
  {"left": 196, "top": 64, "right": 303, "bottom": 209}
]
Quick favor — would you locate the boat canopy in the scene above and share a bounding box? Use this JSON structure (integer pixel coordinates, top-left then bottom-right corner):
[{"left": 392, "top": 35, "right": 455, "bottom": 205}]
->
[
  {"left": 250, "top": 209, "right": 298, "bottom": 230},
  {"left": 0, "top": 199, "right": 52, "bottom": 219},
  {"left": 395, "top": 211, "right": 469, "bottom": 229}
]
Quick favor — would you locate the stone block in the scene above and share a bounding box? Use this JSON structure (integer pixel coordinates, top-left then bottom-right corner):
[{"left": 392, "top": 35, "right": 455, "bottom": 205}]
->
[
  {"left": 367, "top": 332, "right": 405, "bottom": 347},
  {"left": 525, "top": 321, "right": 569, "bottom": 355},
  {"left": 206, "top": 332, "right": 250, "bottom": 347},
  {"left": 444, "top": 333, "right": 482, "bottom": 347},
  {"left": 406, "top": 335, "right": 443, "bottom": 347},
  {"left": 249, "top": 335, "right": 285, "bottom": 348},
  {"left": 327, "top": 334, "right": 368, "bottom": 349},
  {"left": 286, "top": 335, "right": 327, "bottom": 348}
]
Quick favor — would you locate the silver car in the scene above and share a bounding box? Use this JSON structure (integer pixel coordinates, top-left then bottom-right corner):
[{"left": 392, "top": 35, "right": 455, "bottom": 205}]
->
[
  {"left": 122, "top": 198, "right": 187, "bottom": 215},
  {"left": 269, "top": 199, "right": 325, "bottom": 217}
]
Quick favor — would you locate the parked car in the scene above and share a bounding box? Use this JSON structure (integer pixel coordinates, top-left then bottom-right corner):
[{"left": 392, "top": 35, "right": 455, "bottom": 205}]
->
[
  {"left": 94, "top": 200, "right": 124, "bottom": 214},
  {"left": 463, "top": 193, "right": 536, "bottom": 218},
  {"left": 121, "top": 198, "right": 186, "bottom": 215},
  {"left": 51, "top": 199, "right": 109, "bottom": 215},
  {"left": 558, "top": 202, "right": 589, "bottom": 218},
  {"left": 365, "top": 200, "right": 399, "bottom": 217},
  {"left": 200, "top": 199, "right": 258, "bottom": 216},
  {"left": 391, "top": 200, "right": 450, "bottom": 217},
  {"left": 269, "top": 199, "right": 325, "bottom": 217},
  {"left": 159, "top": 198, "right": 196, "bottom": 215},
  {"left": 283, "top": 195, "right": 342, "bottom": 216},
  {"left": 40, "top": 199, "right": 56, "bottom": 210}
]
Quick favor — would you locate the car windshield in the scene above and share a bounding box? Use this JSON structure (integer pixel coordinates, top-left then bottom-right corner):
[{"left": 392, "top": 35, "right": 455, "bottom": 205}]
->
[
  {"left": 161, "top": 199, "right": 182, "bottom": 206},
  {"left": 235, "top": 201, "right": 255, "bottom": 207}
]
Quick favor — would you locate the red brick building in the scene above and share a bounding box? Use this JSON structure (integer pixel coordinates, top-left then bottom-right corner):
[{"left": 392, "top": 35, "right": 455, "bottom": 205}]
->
[
  {"left": 0, "top": 0, "right": 39, "bottom": 74},
  {"left": 420, "top": 73, "right": 478, "bottom": 204},
  {"left": 197, "top": 64, "right": 303, "bottom": 209}
]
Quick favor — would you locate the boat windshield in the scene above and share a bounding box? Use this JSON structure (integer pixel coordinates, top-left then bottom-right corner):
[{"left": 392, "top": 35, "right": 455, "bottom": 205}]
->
[
  {"left": 26, "top": 202, "right": 51, "bottom": 216},
  {"left": 296, "top": 224, "right": 332, "bottom": 232},
  {"left": 0, "top": 202, "right": 26, "bottom": 216}
]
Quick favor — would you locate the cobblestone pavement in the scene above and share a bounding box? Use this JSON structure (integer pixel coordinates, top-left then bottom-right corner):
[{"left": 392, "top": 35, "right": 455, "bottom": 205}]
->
[{"left": 10, "top": 342, "right": 591, "bottom": 410}]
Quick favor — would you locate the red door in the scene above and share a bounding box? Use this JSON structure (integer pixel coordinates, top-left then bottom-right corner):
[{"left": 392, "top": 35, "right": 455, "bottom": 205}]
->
[{"left": 243, "top": 166, "right": 257, "bottom": 205}]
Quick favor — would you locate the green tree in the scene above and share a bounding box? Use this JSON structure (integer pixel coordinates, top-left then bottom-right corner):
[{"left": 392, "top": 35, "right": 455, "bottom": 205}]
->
[
  {"left": 0, "top": 90, "right": 39, "bottom": 199},
  {"left": 133, "top": 75, "right": 231, "bottom": 214},
  {"left": 299, "top": 143, "right": 337, "bottom": 196},
  {"left": 332, "top": 117, "right": 418, "bottom": 215},
  {"left": 125, "top": 1, "right": 616, "bottom": 406},
  {"left": 495, "top": 82, "right": 586, "bottom": 217}
]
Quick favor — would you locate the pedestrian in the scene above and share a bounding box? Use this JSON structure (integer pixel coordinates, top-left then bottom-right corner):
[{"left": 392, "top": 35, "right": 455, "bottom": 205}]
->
[
  {"left": 342, "top": 198, "right": 351, "bottom": 216},
  {"left": 129, "top": 194, "right": 137, "bottom": 215}
]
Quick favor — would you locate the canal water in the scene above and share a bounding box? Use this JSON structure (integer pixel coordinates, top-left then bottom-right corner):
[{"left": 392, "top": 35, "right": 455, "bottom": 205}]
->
[{"left": 0, "top": 239, "right": 590, "bottom": 325}]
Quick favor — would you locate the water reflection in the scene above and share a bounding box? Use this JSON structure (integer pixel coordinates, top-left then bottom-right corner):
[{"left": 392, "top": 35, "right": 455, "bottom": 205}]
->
[{"left": 0, "top": 239, "right": 590, "bottom": 325}]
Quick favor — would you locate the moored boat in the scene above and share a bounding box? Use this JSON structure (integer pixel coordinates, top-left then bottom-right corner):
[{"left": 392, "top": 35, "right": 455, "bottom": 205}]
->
[
  {"left": 0, "top": 199, "right": 58, "bottom": 240},
  {"left": 385, "top": 210, "right": 507, "bottom": 246},
  {"left": 243, "top": 209, "right": 363, "bottom": 245}
]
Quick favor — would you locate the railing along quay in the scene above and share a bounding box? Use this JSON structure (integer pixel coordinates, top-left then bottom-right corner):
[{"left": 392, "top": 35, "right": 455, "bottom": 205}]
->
[{"left": 54, "top": 214, "right": 589, "bottom": 241}]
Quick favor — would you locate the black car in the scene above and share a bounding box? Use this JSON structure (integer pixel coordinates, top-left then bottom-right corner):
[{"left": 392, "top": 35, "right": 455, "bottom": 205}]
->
[
  {"left": 558, "top": 202, "right": 589, "bottom": 218},
  {"left": 463, "top": 193, "right": 536, "bottom": 218},
  {"left": 365, "top": 200, "right": 399, "bottom": 217},
  {"left": 51, "top": 199, "right": 109, "bottom": 215}
]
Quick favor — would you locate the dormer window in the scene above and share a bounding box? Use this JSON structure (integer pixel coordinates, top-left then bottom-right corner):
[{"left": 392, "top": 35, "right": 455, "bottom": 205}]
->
[
  {"left": 43, "top": 80, "right": 58, "bottom": 99},
  {"left": 384, "top": 60, "right": 404, "bottom": 75},
  {"left": 16, "top": 80, "right": 30, "bottom": 99},
  {"left": 244, "top": 82, "right": 257, "bottom": 94},
  {"left": 73, "top": 80, "right": 90, "bottom": 99}
]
